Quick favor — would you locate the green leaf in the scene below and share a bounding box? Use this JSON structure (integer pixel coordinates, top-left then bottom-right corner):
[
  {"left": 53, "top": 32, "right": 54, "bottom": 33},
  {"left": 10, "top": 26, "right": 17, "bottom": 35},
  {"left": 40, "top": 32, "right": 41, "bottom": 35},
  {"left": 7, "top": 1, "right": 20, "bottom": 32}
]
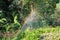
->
[
  {"left": 23, "top": 0, "right": 29, "bottom": 6},
  {"left": 14, "top": 15, "right": 18, "bottom": 24}
]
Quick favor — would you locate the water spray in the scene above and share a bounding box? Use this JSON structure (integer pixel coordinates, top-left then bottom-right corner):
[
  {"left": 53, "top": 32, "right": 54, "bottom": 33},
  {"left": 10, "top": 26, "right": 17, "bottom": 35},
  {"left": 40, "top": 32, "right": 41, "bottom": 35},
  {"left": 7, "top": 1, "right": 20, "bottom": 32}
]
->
[{"left": 14, "top": 2, "right": 36, "bottom": 37}]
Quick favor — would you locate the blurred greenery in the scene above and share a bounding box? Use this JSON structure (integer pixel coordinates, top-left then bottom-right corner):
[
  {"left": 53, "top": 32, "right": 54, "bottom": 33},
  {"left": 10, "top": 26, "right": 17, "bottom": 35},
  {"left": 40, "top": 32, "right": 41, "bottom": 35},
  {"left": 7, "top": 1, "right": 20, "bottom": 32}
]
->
[
  {"left": 0, "top": 26, "right": 60, "bottom": 40},
  {"left": 0, "top": 0, "right": 60, "bottom": 40}
]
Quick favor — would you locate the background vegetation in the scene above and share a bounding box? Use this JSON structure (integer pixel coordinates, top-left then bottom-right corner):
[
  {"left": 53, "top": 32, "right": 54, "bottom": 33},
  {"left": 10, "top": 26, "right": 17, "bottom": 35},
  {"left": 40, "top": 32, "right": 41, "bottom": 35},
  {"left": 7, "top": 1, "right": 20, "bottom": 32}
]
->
[{"left": 0, "top": 0, "right": 60, "bottom": 40}]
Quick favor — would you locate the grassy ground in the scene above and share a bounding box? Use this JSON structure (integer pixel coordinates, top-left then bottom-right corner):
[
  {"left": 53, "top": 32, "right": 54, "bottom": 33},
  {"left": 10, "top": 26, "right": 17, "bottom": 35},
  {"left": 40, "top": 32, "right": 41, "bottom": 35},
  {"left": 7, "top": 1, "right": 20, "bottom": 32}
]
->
[
  {"left": 20, "top": 26, "right": 60, "bottom": 40},
  {"left": 0, "top": 26, "right": 60, "bottom": 40}
]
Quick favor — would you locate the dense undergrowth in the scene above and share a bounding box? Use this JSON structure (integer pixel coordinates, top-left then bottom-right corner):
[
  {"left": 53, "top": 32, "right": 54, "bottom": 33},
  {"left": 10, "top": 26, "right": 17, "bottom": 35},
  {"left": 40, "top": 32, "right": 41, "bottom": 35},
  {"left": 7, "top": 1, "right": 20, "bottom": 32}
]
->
[
  {"left": 20, "top": 26, "right": 60, "bottom": 40},
  {"left": 0, "top": 0, "right": 60, "bottom": 40},
  {"left": 0, "top": 26, "right": 60, "bottom": 40}
]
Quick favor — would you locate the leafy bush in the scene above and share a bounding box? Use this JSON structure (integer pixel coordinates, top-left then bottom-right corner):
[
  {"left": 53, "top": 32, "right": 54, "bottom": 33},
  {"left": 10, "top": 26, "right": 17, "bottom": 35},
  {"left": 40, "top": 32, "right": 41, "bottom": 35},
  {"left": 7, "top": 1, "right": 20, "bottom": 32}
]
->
[{"left": 0, "top": 0, "right": 31, "bottom": 33}]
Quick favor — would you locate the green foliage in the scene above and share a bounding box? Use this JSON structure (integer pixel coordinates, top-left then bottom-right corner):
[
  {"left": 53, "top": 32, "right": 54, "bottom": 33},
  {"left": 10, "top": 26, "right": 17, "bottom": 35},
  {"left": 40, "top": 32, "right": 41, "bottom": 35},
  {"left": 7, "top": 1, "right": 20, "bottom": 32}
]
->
[
  {"left": 0, "top": 0, "right": 60, "bottom": 39},
  {"left": 18, "top": 26, "right": 60, "bottom": 40},
  {"left": 1, "top": 26, "right": 60, "bottom": 40},
  {"left": 23, "top": 0, "right": 29, "bottom": 6},
  {"left": 0, "top": 0, "right": 31, "bottom": 33},
  {"left": 32, "top": 0, "right": 59, "bottom": 27}
]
